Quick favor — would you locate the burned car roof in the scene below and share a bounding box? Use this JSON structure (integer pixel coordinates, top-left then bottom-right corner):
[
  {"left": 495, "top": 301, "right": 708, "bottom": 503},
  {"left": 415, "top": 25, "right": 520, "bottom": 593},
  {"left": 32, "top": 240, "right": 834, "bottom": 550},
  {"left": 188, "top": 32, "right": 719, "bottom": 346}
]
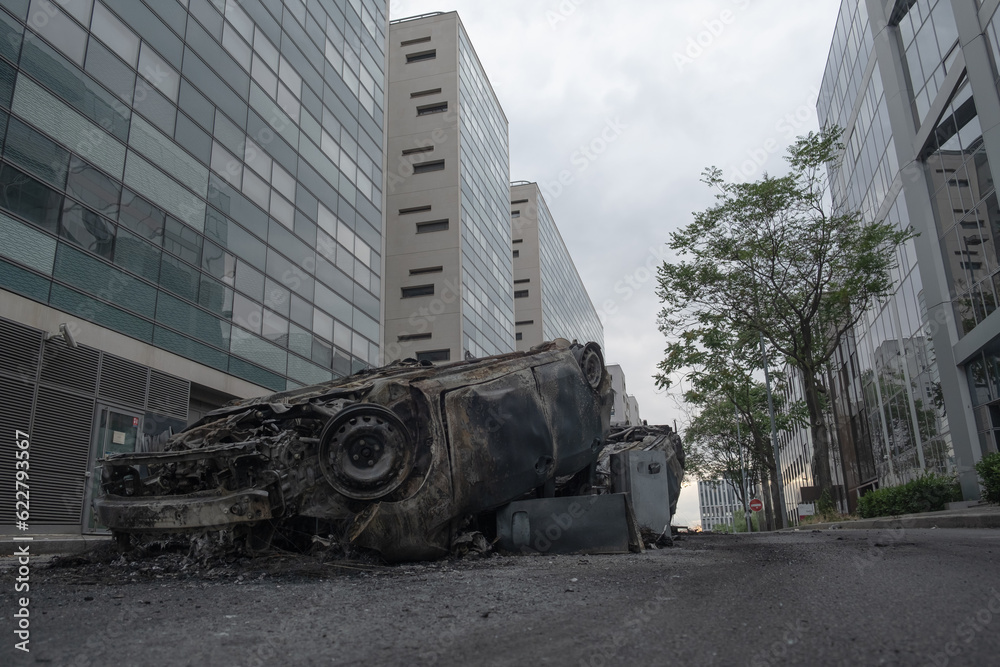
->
[{"left": 95, "top": 339, "right": 613, "bottom": 562}]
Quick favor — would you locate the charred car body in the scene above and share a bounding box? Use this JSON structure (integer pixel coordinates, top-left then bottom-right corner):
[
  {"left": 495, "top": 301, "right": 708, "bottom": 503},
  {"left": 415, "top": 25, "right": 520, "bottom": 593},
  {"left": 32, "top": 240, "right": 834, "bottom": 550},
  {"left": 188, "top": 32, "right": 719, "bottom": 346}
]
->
[{"left": 95, "top": 340, "right": 612, "bottom": 562}]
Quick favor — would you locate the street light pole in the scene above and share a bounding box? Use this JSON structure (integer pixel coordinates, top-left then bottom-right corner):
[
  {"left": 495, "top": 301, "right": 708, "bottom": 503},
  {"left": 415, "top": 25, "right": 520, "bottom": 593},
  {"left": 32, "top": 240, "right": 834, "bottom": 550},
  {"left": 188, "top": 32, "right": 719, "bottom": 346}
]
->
[
  {"left": 760, "top": 334, "right": 788, "bottom": 529},
  {"left": 735, "top": 402, "right": 752, "bottom": 533}
]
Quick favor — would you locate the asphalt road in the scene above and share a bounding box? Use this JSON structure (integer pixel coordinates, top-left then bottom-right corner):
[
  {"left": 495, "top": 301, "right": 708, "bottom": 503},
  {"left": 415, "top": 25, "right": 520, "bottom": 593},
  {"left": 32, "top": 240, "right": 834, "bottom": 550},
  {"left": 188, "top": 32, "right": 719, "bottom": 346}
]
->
[{"left": 2, "top": 528, "right": 1000, "bottom": 666}]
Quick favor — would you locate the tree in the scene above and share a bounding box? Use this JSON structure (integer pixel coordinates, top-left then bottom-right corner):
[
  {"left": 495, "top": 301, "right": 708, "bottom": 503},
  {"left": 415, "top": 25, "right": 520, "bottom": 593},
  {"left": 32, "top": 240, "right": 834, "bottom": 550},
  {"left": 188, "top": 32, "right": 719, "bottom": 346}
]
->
[
  {"left": 661, "top": 321, "right": 803, "bottom": 530},
  {"left": 683, "top": 393, "right": 761, "bottom": 516},
  {"left": 657, "top": 128, "right": 913, "bottom": 503}
]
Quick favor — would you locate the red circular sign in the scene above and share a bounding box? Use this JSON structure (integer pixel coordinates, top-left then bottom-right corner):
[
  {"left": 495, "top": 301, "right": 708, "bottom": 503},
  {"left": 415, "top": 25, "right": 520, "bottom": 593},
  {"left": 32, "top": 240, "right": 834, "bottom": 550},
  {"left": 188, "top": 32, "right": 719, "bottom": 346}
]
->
[{"left": 749, "top": 499, "right": 764, "bottom": 512}]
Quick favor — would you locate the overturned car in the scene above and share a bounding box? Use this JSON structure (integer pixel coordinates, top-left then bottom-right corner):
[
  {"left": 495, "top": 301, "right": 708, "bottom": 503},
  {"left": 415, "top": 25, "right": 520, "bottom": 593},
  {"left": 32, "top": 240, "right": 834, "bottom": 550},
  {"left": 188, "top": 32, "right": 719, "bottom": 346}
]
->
[{"left": 95, "top": 340, "right": 612, "bottom": 562}]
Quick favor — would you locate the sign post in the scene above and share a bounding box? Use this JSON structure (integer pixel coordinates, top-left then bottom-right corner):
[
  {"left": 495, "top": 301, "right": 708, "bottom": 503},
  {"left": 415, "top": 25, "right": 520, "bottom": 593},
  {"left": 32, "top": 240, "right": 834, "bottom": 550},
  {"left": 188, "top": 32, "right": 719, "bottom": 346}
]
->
[{"left": 749, "top": 499, "right": 764, "bottom": 512}]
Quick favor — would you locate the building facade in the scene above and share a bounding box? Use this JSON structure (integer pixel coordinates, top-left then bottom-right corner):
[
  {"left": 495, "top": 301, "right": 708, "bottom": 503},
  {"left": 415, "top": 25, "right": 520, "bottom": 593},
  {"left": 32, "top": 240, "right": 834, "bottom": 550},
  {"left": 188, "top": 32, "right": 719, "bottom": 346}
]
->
[
  {"left": 382, "top": 11, "right": 512, "bottom": 363},
  {"left": 0, "top": 0, "right": 389, "bottom": 533},
  {"left": 607, "top": 363, "right": 641, "bottom": 426},
  {"left": 785, "top": 0, "right": 1000, "bottom": 517},
  {"left": 697, "top": 479, "right": 742, "bottom": 532},
  {"left": 509, "top": 180, "right": 603, "bottom": 351}
]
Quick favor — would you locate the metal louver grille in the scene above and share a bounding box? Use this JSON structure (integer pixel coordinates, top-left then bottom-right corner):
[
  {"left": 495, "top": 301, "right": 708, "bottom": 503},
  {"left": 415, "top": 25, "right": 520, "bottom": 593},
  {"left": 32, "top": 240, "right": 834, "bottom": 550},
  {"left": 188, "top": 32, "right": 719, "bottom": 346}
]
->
[
  {"left": 98, "top": 354, "right": 148, "bottom": 409},
  {"left": 0, "top": 380, "right": 36, "bottom": 524},
  {"left": 147, "top": 370, "right": 190, "bottom": 420},
  {"left": 30, "top": 386, "right": 94, "bottom": 524},
  {"left": 38, "top": 339, "right": 99, "bottom": 395},
  {"left": 0, "top": 318, "right": 43, "bottom": 386}
]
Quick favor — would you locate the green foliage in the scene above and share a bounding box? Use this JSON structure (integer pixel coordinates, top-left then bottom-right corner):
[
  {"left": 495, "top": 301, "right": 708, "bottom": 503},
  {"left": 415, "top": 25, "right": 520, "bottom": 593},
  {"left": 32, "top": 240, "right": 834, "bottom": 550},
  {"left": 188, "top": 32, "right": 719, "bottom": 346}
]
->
[
  {"left": 816, "top": 488, "right": 835, "bottom": 516},
  {"left": 657, "top": 128, "right": 915, "bottom": 497},
  {"left": 975, "top": 452, "right": 1000, "bottom": 504},
  {"left": 732, "top": 508, "right": 760, "bottom": 532},
  {"left": 856, "top": 474, "right": 962, "bottom": 518}
]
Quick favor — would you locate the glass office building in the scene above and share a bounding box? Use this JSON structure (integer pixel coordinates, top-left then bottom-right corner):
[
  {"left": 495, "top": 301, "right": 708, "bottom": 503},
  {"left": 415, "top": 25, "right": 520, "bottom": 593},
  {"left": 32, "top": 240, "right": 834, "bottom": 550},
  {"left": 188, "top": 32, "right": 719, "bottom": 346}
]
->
[
  {"left": 458, "top": 25, "right": 513, "bottom": 359},
  {"left": 510, "top": 181, "right": 603, "bottom": 352},
  {"left": 383, "top": 12, "right": 512, "bottom": 363},
  {"left": 784, "top": 0, "right": 1000, "bottom": 516},
  {"left": 0, "top": 0, "right": 388, "bottom": 532}
]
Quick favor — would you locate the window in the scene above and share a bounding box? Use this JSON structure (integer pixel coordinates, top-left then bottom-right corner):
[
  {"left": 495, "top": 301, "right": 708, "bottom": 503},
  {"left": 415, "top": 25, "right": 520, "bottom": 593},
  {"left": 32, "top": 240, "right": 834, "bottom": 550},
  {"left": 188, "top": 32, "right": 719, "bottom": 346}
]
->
[
  {"left": 402, "top": 284, "right": 435, "bottom": 298},
  {"left": 402, "top": 146, "right": 434, "bottom": 156},
  {"left": 512, "top": 238, "right": 523, "bottom": 244},
  {"left": 515, "top": 320, "right": 534, "bottom": 326},
  {"left": 60, "top": 202, "right": 115, "bottom": 260},
  {"left": 411, "top": 87, "right": 442, "bottom": 98},
  {"left": 398, "top": 332, "right": 432, "bottom": 342},
  {"left": 514, "top": 290, "right": 529, "bottom": 298},
  {"left": 413, "top": 160, "right": 445, "bottom": 174},
  {"left": 417, "top": 102, "right": 448, "bottom": 116},
  {"left": 410, "top": 266, "right": 443, "bottom": 275},
  {"left": 511, "top": 198, "right": 528, "bottom": 204},
  {"left": 399, "top": 205, "right": 432, "bottom": 215},
  {"left": 416, "top": 220, "right": 449, "bottom": 233},
  {"left": 406, "top": 50, "right": 436, "bottom": 63},
  {"left": 511, "top": 210, "right": 520, "bottom": 218},
  {"left": 514, "top": 279, "right": 530, "bottom": 284},
  {"left": 401, "top": 36, "right": 431, "bottom": 46},
  {"left": 513, "top": 250, "right": 520, "bottom": 258},
  {"left": 0, "top": 164, "right": 63, "bottom": 233},
  {"left": 515, "top": 332, "right": 522, "bottom": 341},
  {"left": 416, "top": 349, "right": 450, "bottom": 362}
]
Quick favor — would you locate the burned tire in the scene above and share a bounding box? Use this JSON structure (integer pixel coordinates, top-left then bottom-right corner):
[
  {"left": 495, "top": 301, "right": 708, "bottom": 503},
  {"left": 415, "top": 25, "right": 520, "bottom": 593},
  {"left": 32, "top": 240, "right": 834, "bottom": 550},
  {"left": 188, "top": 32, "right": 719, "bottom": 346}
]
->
[
  {"left": 318, "top": 404, "right": 415, "bottom": 500},
  {"left": 578, "top": 343, "right": 605, "bottom": 390}
]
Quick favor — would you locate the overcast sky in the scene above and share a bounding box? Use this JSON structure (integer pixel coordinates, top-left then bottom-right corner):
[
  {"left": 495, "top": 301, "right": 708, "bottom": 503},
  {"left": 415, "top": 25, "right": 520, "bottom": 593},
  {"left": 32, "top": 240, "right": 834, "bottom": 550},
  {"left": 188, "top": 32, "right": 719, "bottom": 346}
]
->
[{"left": 389, "top": 0, "right": 844, "bottom": 526}]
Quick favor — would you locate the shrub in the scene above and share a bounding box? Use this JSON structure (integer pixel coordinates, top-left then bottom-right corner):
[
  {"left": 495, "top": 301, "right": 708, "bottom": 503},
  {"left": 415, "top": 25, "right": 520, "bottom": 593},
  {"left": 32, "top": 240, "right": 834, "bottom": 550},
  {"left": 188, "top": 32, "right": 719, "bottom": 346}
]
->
[
  {"left": 975, "top": 452, "right": 1000, "bottom": 504},
  {"left": 856, "top": 474, "right": 962, "bottom": 519}
]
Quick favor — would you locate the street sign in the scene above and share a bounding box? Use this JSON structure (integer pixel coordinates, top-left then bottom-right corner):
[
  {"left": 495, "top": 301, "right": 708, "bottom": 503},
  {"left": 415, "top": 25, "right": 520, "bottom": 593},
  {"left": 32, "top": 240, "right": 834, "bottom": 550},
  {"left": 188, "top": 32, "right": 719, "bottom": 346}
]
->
[{"left": 749, "top": 499, "right": 764, "bottom": 512}]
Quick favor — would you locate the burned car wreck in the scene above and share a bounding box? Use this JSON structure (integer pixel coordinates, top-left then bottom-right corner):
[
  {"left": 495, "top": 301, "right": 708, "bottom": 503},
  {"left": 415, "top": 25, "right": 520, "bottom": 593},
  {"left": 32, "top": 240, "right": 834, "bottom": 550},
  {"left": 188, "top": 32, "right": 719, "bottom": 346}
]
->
[{"left": 94, "top": 339, "right": 616, "bottom": 562}]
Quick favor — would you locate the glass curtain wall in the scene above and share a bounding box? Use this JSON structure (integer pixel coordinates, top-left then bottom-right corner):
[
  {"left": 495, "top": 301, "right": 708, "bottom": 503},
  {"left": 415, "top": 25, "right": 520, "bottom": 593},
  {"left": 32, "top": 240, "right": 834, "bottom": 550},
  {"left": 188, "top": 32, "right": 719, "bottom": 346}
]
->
[
  {"left": 457, "top": 23, "right": 512, "bottom": 359},
  {"left": 0, "top": 0, "right": 387, "bottom": 392}
]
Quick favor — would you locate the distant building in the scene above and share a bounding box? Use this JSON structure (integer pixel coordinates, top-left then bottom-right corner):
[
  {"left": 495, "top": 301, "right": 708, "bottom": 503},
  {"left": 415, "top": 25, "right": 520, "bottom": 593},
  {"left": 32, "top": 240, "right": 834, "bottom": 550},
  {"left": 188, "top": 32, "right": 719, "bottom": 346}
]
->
[
  {"left": 607, "top": 364, "right": 641, "bottom": 426},
  {"left": 509, "top": 181, "right": 603, "bottom": 351},
  {"left": 382, "top": 11, "right": 512, "bottom": 363},
  {"left": 698, "top": 479, "right": 742, "bottom": 532},
  {"left": 626, "top": 395, "right": 641, "bottom": 426}
]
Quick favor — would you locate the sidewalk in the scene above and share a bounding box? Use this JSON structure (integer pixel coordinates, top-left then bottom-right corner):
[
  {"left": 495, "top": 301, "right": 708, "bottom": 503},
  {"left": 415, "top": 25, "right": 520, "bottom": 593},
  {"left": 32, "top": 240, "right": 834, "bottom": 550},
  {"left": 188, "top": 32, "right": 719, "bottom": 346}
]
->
[
  {"left": 0, "top": 533, "right": 111, "bottom": 556},
  {"left": 790, "top": 502, "right": 1000, "bottom": 531}
]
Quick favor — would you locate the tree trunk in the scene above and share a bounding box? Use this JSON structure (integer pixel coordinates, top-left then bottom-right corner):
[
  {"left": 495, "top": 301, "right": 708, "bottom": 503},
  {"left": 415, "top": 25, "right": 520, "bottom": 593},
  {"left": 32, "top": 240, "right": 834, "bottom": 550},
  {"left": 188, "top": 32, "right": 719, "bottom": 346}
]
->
[
  {"left": 760, "top": 467, "right": 774, "bottom": 531},
  {"left": 768, "top": 463, "right": 786, "bottom": 529},
  {"left": 802, "top": 365, "right": 833, "bottom": 499}
]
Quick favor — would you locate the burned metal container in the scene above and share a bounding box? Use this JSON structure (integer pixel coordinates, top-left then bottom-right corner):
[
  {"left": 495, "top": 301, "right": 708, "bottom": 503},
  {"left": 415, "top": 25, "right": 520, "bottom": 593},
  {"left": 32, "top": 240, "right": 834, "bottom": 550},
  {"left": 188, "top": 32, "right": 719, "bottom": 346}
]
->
[
  {"left": 495, "top": 494, "right": 633, "bottom": 555},
  {"left": 598, "top": 424, "right": 685, "bottom": 521},
  {"left": 611, "top": 450, "right": 672, "bottom": 534},
  {"left": 94, "top": 339, "right": 612, "bottom": 562}
]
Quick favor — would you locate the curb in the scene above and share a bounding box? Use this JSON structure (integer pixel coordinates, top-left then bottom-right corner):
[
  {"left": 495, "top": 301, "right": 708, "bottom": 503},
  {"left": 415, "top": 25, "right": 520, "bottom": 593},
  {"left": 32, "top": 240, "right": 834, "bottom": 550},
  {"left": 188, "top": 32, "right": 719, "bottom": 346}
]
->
[
  {"left": 0, "top": 536, "right": 111, "bottom": 557},
  {"left": 791, "top": 512, "right": 1000, "bottom": 532}
]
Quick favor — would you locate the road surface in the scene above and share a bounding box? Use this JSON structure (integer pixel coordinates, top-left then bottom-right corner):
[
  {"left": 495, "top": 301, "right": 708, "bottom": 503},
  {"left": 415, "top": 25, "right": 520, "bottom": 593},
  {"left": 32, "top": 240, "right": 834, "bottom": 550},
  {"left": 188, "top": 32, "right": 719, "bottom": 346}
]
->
[{"left": 2, "top": 528, "right": 999, "bottom": 666}]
